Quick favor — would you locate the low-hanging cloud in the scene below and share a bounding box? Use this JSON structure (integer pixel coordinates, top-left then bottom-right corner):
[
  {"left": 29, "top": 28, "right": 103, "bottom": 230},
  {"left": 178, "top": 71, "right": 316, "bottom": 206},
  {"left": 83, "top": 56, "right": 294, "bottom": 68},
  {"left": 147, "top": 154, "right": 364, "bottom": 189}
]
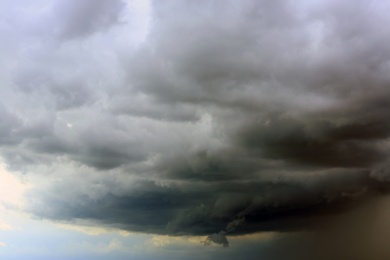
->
[{"left": 1, "top": 1, "right": 390, "bottom": 257}]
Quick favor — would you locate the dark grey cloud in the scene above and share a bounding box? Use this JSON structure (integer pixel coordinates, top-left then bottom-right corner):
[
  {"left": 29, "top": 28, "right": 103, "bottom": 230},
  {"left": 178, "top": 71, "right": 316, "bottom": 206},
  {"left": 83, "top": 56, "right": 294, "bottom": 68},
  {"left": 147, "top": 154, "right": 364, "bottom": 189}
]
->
[
  {"left": 1, "top": 0, "right": 390, "bottom": 257},
  {"left": 236, "top": 106, "right": 390, "bottom": 168},
  {"left": 26, "top": 167, "right": 389, "bottom": 238},
  {"left": 0, "top": 104, "right": 22, "bottom": 145}
]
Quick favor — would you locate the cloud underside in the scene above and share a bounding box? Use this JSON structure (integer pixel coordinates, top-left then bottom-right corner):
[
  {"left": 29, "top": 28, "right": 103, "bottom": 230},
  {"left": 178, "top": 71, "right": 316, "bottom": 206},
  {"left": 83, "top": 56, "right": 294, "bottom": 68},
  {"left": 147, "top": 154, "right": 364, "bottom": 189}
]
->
[{"left": 1, "top": 0, "right": 390, "bottom": 240}]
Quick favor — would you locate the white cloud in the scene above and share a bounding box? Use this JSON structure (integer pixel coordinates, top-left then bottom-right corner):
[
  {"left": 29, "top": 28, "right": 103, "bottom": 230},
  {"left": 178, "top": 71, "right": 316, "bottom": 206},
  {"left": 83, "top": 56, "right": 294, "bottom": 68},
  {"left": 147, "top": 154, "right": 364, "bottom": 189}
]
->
[
  {"left": 0, "top": 162, "right": 30, "bottom": 210},
  {"left": 0, "top": 219, "right": 12, "bottom": 231}
]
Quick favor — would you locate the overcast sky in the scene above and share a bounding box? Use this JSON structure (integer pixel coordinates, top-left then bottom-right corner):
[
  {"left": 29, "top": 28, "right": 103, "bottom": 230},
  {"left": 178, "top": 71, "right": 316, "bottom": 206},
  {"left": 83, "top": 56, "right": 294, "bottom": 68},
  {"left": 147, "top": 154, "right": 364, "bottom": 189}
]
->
[{"left": 1, "top": 0, "right": 390, "bottom": 259}]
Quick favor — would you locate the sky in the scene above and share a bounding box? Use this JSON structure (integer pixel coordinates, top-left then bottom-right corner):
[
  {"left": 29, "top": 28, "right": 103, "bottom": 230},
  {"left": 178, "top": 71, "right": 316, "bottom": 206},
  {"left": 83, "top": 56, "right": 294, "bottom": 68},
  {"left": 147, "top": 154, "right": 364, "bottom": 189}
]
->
[{"left": 1, "top": 0, "right": 390, "bottom": 259}]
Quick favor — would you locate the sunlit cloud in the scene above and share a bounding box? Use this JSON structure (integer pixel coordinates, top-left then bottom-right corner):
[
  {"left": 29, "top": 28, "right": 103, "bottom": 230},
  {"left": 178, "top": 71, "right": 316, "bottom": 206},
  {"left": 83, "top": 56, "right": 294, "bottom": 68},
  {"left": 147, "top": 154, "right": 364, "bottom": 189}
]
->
[
  {"left": 55, "top": 222, "right": 131, "bottom": 237},
  {"left": 0, "top": 162, "right": 30, "bottom": 210},
  {"left": 0, "top": 219, "right": 12, "bottom": 231},
  {"left": 148, "top": 235, "right": 206, "bottom": 248}
]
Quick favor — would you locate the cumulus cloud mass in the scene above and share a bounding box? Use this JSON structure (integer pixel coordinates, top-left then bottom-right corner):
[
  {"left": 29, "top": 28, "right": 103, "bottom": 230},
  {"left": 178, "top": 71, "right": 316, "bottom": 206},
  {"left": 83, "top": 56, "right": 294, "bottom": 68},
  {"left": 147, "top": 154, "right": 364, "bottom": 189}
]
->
[{"left": 2, "top": 0, "right": 390, "bottom": 259}]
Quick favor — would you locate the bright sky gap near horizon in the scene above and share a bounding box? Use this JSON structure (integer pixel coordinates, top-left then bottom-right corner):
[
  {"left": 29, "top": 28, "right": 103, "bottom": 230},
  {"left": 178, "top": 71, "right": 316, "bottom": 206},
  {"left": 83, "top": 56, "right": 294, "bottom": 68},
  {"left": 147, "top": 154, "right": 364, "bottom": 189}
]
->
[{"left": 2, "top": 0, "right": 390, "bottom": 259}]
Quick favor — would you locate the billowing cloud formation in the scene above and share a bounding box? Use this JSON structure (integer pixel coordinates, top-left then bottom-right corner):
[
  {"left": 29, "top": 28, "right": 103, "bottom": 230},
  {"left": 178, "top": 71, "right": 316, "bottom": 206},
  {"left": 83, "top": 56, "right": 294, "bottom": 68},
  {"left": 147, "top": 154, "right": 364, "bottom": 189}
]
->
[{"left": 2, "top": 0, "right": 390, "bottom": 252}]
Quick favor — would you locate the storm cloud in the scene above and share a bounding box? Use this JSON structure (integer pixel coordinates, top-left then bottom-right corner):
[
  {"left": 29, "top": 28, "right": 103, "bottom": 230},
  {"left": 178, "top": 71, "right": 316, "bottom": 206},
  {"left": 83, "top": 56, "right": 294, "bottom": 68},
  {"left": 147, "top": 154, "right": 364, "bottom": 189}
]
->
[{"left": 2, "top": 0, "right": 390, "bottom": 256}]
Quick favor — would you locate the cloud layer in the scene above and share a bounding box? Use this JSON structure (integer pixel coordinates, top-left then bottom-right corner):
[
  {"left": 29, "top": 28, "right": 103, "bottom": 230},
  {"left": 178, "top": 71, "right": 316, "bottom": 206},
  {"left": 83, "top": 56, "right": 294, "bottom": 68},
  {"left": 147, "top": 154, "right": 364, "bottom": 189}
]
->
[{"left": 2, "top": 0, "right": 390, "bottom": 251}]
